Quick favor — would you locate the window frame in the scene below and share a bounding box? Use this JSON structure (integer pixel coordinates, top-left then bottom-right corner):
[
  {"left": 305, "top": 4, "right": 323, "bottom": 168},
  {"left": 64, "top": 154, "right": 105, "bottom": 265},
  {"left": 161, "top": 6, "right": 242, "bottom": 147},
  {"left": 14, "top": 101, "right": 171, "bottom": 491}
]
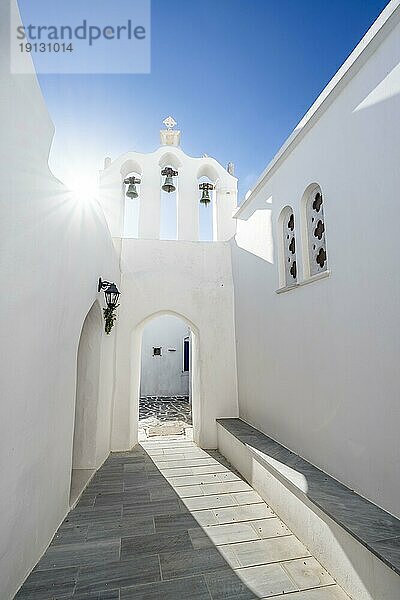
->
[{"left": 278, "top": 205, "right": 298, "bottom": 290}]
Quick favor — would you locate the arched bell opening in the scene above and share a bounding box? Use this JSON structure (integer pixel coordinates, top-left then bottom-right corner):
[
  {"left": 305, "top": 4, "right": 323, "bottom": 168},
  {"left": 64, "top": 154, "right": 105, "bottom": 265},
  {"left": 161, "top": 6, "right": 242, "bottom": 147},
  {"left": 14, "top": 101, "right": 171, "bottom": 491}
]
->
[
  {"left": 160, "top": 165, "right": 178, "bottom": 240},
  {"left": 198, "top": 174, "right": 216, "bottom": 241},
  {"left": 122, "top": 170, "right": 141, "bottom": 238}
]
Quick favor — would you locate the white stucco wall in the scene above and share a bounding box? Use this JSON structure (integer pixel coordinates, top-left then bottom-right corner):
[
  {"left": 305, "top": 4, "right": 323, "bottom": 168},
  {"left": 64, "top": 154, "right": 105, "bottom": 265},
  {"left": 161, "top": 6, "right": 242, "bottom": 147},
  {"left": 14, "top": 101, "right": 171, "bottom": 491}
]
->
[
  {"left": 232, "top": 3, "right": 400, "bottom": 518},
  {"left": 0, "top": 3, "right": 119, "bottom": 598},
  {"left": 111, "top": 239, "right": 239, "bottom": 450},
  {"left": 140, "top": 315, "right": 190, "bottom": 396}
]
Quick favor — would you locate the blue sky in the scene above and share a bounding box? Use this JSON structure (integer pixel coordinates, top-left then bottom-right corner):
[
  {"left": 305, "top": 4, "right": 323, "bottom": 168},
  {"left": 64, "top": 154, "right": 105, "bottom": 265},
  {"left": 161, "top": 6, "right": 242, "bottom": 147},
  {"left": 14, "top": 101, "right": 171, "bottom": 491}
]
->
[{"left": 29, "top": 0, "right": 388, "bottom": 235}]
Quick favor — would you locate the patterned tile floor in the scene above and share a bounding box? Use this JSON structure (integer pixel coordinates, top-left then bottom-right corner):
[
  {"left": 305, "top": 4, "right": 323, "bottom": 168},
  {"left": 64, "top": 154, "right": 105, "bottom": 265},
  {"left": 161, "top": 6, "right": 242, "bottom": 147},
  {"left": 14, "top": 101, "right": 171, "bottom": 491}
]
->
[{"left": 15, "top": 439, "right": 350, "bottom": 599}]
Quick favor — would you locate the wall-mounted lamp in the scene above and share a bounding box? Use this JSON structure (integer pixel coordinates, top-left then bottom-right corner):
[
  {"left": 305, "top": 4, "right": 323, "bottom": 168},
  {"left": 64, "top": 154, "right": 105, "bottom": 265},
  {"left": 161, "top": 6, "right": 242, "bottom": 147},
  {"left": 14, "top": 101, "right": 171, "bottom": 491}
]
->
[
  {"left": 161, "top": 167, "right": 178, "bottom": 193},
  {"left": 199, "top": 182, "right": 214, "bottom": 206},
  {"left": 124, "top": 176, "right": 141, "bottom": 199},
  {"left": 98, "top": 278, "right": 120, "bottom": 334}
]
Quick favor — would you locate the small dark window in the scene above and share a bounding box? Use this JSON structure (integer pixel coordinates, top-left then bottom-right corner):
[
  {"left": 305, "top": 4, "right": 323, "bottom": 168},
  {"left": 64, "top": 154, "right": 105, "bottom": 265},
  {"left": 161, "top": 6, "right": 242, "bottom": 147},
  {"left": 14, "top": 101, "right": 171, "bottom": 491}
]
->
[
  {"left": 183, "top": 338, "right": 190, "bottom": 372},
  {"left": 153, "top": 347, "right": 162, "bottom": 356}
]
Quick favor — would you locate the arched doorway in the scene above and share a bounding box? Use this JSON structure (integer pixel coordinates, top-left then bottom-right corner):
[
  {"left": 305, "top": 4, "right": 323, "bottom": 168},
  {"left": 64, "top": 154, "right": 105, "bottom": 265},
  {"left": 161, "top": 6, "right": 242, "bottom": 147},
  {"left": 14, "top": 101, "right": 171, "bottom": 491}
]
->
[
  {"left": 130, "top": 311, "right": 202, "bottom": 446},
  {"left": 139, "top": 315, "right": 192, "bottom": 439},
  {"left": 70, "top": 300, "right": 102, "bottom": 505}
]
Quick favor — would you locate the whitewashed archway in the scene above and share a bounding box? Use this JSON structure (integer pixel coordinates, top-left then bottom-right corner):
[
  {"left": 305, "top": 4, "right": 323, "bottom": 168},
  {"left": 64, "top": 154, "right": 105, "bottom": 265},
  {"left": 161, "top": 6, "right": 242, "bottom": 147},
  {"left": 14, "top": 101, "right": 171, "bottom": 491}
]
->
[
  {"left": 70, "top": 300, "right": 103, "bottom": 504},
  {"left": 130, "top": 310, "right": 202, "bottom": 446}
]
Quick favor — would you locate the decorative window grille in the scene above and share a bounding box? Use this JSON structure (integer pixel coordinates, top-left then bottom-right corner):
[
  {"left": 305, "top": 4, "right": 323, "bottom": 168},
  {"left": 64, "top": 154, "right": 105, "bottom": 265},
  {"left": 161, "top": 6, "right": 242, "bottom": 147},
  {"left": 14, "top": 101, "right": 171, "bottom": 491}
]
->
[
  {"left": 306, "top": 187, "right": 328, "bottom": 276},
  {"left": 282, "top": 208, "right": 297, "bottom": 286}
]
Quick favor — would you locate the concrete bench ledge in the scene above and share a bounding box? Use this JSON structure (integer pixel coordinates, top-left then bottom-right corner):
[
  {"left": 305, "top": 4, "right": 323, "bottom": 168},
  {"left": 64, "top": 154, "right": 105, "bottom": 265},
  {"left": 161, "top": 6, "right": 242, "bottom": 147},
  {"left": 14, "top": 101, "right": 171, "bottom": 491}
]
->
[{"left": 217, "top": 418, "right": 400, "bottom": 578}]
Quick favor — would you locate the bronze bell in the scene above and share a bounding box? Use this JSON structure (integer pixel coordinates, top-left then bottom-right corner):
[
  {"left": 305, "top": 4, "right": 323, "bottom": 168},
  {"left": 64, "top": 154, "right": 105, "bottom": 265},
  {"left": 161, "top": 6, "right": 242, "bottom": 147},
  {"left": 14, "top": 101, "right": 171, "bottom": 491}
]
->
[
  {"left": 199, "top": 182, "right": 214, "bottom": 206},
  {"left": 161, "top": 167, "right": 178, "bottom": 193},
  {"left": 124, "top": 176, "right": 141, "bottom": 199}
]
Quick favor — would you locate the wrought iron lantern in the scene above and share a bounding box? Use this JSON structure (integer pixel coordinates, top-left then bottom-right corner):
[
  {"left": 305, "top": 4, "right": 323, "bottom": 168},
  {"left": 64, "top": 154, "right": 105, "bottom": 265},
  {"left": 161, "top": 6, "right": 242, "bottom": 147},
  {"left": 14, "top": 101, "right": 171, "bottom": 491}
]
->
[
  {"left": 98, "top": 278, "right": 120, "bottom": 334},
  {"left": 124, "top": 176, "right": 141, "bottom": 199},
  {"left": 161, "top": 167, "right": 178, "bottom": 193},
  {"left": 199, "top": 182, "right": 214, "bottom": 206}
]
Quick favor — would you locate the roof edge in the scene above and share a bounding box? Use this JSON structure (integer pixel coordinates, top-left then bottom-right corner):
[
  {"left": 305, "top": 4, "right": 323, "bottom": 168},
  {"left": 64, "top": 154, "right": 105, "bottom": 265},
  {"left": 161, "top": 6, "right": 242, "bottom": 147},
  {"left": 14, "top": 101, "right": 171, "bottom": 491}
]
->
[{"left": 235, "top": 0, "right": 400, "bottom": 219}]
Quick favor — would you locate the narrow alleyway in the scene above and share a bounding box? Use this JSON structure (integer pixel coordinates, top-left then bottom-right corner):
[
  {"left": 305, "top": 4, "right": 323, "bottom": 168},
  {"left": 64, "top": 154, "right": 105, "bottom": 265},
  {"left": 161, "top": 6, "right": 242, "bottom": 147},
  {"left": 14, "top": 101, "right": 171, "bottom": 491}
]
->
[{"left": 16, "top": 439, "right": 349, "bottom": 599}]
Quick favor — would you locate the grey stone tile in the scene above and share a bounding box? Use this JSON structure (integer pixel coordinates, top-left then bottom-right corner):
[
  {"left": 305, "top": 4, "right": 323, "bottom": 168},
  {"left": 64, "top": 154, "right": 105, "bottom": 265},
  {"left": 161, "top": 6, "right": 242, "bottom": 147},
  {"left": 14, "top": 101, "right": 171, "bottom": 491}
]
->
[
  {"left": 159, "top": 547, "right": 228, "bottom": 579},
  {"left": 169, "top": 474, "right": 221, "bottom": 486},
  {"left": 73, "top": 590, "right": 120, "bottom": 599},
  {"left": 15, "top": 566, "right": 78, "bottom": 599},
  {"left": 123, "top": 470, "right": 150, "bottom": 481},
  {"left": 121, "top": 531, "right": 193, "bottom": 558},
  {"left": 200, "top": 481, "right": 252, "bottom": 496},
  {"left": 124, "top": 463, "right": 147, "bottom": 473},
  {"left": 75, "top": 556, "right": 161, "bottom": 595},
  {"left": 231, "top": 491, "right": 263, "bottom": 505},
  {"left": 140, "top": 473, "right": 168, "bottom": 486},
  {"left": 87, "top": 517, "right": 155, "bottom": 541},
  {"left": 120, "top": 480, "right": 160, "bottom": 493},
  {"left": 282, "top": 557, "right": 335, "bottom": 589},
  {"left": 250, "top": 517, "right": 291, "bottom": 539},
  {"left": 182, "top": 494, "right": 238, "bottom": 511},
  {"left": 155, "top": 457, "right": 217, "bottom": 469},
  {"left": 191, "top": 509, "right": 219, "bottom": 527},
  {"left": 120, "top": 575, "right": 211, "bottom": 599},
  {"left": 321, "top": 495, "right": 400, "bottom": 546},
  {"left": 149, "top": 486, "right": 178, "bottom": 501},
  {"left": 367, "top": 536, "right": 400, "bottom": 574},
  {"left": 144, "top": 463, "right": 159, "bottom": 473},
  {"left": 232, "top": 563, "right": 297, "bottom": 598},
  {"left": 191, "top": 522, "right": 260, "bottom": 546},
  {"left": 65, "top": 506, "right": 123, "bottom": 526},
  {"left": 75, "top": 494, "right": 97, "bottom": 508},
  {"left": 203, "top": 569, "right": 258, "bottom": 600},
  {"left": 94, "top": 491, "right": 151, "bottom": 507},
  {"left": 88, "top": 482, "right": 124, "bottom": 493},
  {"left": 271, "top": 586, "right": 349, "bottom": 599},
  {"left": 160, "top": 467, "right": 193, "bottom": 477},
  {"left": 52, "top": 525, "right": 88, "bottom": 546},
  {"left": 219, "top": 536, "right": 310, "bottom": 568},
  {"left": 188, "top": 528, "right": 215, "bottom": 549},
  {"left": 123, "top": 499, "right": 183, "bottom": 518},
  {"left": 214, "top": 504, "right": 274, "bottom": 524},
  {"left": 110, "top": 455, "right": 146, "bottom": 463},
  {"left": 92, "top": 474, "right": 123, "bottom": 482},
  {"left": 193, "top": 464, "right": 231, "bottom": 475},
  {"left": 36, "top": 539, "right": 120, "bottom": 570},
  {"left": 154, "top": 512, "right": 199, "bottom": 533}
]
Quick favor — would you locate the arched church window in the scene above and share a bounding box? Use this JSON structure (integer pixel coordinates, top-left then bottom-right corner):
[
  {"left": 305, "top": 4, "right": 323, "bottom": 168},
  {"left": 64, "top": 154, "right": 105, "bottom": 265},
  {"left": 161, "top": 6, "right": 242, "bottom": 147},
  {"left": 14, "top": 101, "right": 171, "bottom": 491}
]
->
[
  {"left": 305, "top": 185, "right": 328, "bottom": 276},
  {"left": 280, "top": 206, "right": 297, "bottom": 286}
]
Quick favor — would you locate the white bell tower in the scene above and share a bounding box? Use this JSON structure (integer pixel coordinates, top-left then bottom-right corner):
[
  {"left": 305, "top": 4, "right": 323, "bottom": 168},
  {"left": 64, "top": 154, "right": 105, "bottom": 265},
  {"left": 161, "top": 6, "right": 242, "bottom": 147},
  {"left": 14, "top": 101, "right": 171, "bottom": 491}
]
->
[{"left": 98, "top": 117, "right": 238, "bottom": 242}]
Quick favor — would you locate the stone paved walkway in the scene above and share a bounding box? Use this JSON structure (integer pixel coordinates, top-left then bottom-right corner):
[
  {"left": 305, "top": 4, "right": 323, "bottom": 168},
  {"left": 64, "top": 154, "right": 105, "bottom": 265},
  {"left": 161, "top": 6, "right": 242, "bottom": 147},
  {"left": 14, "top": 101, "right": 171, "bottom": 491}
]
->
[
  {"left": 139, "top": 396, "right": 191, "bottom": 424},
  {"left": 16, "top": 439, "right": 350, "bottom": 599}
]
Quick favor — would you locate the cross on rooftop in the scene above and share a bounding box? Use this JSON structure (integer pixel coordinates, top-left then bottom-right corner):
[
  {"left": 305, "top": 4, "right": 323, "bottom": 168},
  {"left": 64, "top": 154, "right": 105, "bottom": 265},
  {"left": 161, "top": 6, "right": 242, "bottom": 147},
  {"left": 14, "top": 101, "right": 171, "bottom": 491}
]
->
[{"left": 163, "top": 116, "right": 177, "bottom": 130}]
